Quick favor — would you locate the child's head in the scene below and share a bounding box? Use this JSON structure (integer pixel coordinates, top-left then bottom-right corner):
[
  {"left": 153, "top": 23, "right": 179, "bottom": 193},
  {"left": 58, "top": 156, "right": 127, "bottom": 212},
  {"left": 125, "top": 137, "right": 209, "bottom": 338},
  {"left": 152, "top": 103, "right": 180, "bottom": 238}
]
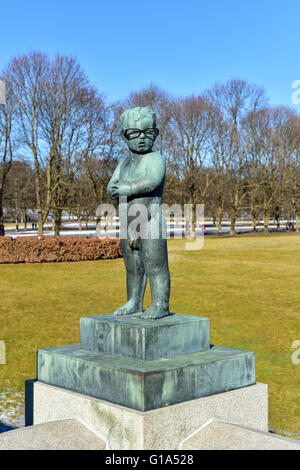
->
[
  {"left": 120, "top": 106, "right": 158, "bottom": 154},
  {"left": 120, "top": 106, "right": 156, "bottom": 130}
]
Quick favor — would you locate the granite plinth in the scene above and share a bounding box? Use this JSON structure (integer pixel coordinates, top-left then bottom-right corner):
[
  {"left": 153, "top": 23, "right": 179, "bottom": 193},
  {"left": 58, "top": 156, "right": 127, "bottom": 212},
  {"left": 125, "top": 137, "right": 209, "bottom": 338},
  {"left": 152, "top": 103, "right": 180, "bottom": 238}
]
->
[
  {"left": 0, "top": 419, "right": 106, "bottom": 450},
  {"left": 37, "top": 343, "right": 255, "bottom": 412},
  {"left": 181, "top": 420, "right": 300, "bottom": 451},
  {"left": 80, "top": 313, "right": 210, "bottom": 360},
  {"left": 30, "top": 381, "right": 268, "bottom": 450}
]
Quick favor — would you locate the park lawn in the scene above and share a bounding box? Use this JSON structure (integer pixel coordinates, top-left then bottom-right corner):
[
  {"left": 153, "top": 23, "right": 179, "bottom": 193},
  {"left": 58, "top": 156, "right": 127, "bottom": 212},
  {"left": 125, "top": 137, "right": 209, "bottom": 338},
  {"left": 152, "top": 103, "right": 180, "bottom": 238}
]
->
[{"left": 0, "top": 233, "right": 300, "bottom": 435}]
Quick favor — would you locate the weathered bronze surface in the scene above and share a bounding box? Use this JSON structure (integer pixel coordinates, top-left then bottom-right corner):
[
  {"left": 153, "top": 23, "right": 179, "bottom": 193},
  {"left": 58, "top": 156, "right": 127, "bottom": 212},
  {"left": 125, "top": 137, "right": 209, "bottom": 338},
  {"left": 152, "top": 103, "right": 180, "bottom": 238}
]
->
[{"left": 107, "top": 106, "right": 170, "bottom": 319}]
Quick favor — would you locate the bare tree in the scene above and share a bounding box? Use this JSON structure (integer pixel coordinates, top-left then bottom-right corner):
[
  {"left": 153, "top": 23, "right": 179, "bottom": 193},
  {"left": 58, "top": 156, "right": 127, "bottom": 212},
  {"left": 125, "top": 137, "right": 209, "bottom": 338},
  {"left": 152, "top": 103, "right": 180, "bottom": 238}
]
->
[
  {"left": 0, "top": 73, "right": 15, "bottom": 233},
  {"left": 5, "top": 56, "right": 300, "bottom": 238},
  {"left": 169, "top": 95, "right": 214, "bottom": 231},
  {"left": 82, "top": 101, "right": 121, "bottom": 215},
  {"left": 7, "top": 52, "right": 51, "bottom": 235},
  {"left": 39, "top": 54, "right": 95, "bottom": 235},
  {"left": 207, "top": 79, "right": 267, "bottom": 234},
  {"left": 66, "top": 170, "right": 92, "bottom": 229},
  {"left": 206, "top": 100, "right": 232, "bottom": 233},
  {"left": 276, "top": 111, "right": 300, "bottom": 231},
  {"left": 247, "top": 106, "right": 297, "bottom": 232},
  {"left": 4, "top": 159, "right": 36, "bottom": 229},
  {"left": 7, "top": 52, "right": 108, "bottom": 236}
]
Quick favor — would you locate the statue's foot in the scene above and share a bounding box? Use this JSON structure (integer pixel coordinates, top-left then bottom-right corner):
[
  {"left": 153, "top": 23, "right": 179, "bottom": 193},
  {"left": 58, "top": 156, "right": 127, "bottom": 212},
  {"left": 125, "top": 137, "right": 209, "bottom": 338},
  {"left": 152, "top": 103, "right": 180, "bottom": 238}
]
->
[
  {"left": 114, "top": 299, "right": 140, "bottom": 316},
  {"left": 139, "top": 304, "right": 169, "bottom": 319}
]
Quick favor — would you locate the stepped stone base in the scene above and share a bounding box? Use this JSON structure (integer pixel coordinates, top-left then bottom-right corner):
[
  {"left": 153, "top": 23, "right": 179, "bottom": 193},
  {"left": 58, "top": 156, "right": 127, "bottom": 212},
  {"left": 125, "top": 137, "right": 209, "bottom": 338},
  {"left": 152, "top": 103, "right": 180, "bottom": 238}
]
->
[
  {"left": 37, "top": 313, "right": 255, "bottom": 412},
  {"left": 37, "top": 343, "right": 255, "bottom": 411},
  {"left": 27, "top": 381, "right": 268, "bottom": 450},
  {"left": 80, "top": 313, "right": 210, "bottom": 360},
  {"left": 30, "top": 312, "right": 262, "bottom": 449}
]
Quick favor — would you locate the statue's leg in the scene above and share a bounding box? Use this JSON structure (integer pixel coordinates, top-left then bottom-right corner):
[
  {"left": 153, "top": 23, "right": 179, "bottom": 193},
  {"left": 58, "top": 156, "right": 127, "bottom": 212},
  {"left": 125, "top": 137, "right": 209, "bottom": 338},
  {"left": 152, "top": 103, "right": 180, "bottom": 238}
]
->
[
  {"left": 138, "top": 236, "right": 170, "bottom": 319},
  {"left": 114, "top": 238, "right": 147, "bottom": 316}
]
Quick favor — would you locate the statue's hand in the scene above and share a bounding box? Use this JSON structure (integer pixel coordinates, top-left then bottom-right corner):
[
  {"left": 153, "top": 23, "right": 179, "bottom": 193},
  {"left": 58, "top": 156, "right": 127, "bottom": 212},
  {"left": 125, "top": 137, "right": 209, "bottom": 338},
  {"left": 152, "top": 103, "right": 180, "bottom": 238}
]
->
[
  {"left": 117, "top": 183, "right": 132, "bottom": 197},
  {"left": 108, "top": 178, "right": 119, "bottom": 199},
  {"left": 109, "top": 184, "right": 119, "bottom": 199},
  {"left": 109, "top": 182, "right": 132, "bottom": 199}
]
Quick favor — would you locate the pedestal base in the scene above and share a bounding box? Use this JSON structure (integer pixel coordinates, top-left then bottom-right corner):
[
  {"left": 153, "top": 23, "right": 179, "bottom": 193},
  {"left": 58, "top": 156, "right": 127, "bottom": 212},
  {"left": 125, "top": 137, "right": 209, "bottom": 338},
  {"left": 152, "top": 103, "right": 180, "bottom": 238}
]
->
[
  {"left": 29, "top": 381, "right": 268, "bottom": 450},
  {"left": 37, "top": 344, "right": 255, "bottom": 411},
  {"left": 80, "top": 313, "right": 210, "bottom": 360}
]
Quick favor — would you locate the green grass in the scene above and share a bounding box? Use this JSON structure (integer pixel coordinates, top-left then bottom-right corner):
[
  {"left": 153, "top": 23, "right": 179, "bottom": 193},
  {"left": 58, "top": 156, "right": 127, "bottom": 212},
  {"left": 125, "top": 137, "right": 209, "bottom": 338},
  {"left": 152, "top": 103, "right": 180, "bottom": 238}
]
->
[{"left": 0, "top": 233, "right": 300, "bottom": 435}]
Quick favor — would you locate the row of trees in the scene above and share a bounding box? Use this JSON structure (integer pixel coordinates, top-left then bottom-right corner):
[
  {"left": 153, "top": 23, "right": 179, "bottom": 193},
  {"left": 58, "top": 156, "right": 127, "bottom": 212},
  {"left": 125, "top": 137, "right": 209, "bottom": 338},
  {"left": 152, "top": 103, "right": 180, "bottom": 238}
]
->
[
  {"left": 0, "top": 52, "right": 122, "bottom": 235},
  {"left": 1, "top": 51, "right": 300, "bottom": 235}
]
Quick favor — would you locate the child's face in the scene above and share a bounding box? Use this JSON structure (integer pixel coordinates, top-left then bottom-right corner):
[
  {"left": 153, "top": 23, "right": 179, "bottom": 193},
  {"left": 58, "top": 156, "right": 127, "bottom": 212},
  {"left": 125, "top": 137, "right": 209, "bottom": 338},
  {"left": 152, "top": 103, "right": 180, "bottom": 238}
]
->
[{"left": 123, "top": 117, "right": 157, "bottom": 154}]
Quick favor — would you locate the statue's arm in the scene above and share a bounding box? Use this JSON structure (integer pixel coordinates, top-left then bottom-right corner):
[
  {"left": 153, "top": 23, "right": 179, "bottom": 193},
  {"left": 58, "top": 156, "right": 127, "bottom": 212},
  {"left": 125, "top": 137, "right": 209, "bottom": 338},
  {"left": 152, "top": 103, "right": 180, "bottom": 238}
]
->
[
  {"left": 119, "top": 154, "right": 166, "bottom": 197},
  {"left": 107, "top": 161, "right": 122, "bottom": 200}
]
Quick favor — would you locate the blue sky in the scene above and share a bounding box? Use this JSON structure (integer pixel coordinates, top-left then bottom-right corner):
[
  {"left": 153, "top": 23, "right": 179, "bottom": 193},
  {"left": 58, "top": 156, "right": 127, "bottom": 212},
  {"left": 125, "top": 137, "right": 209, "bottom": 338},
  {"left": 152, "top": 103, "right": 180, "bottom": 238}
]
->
[{"left": 1, "top": 0, "right": 300, "bottom": 108}]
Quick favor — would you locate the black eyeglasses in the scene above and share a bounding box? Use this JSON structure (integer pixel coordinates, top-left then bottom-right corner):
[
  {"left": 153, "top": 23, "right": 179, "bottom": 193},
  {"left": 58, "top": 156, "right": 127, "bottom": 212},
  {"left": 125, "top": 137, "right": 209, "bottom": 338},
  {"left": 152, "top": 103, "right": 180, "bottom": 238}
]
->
[{"left": 122, "top": 128, "right": 159, "bottom": 140}]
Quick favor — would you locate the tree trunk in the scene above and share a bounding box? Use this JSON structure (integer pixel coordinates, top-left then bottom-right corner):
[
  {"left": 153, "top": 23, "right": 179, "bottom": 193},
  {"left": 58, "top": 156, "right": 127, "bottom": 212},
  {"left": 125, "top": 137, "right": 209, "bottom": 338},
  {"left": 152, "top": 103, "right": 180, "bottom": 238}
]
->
[
  {"left": 34, "top": 153, "right": 44, "bottom": 237},
  {"left": 192, "top": 202, "right": 196, "bottom": 235},
  {"left": 230, "top": 190, "right": 239, "bottom": 235},
  {"left": 15, "top": 197, "right": 19, "bottom": 231},
  {"left": 77, "top": 210, "right": 82, "bottom": 231},
  {"left": 230, "top": 210, "right": 236, "bottom": 235},
  {"left": 252, "top": 212, "right": 257, "bottom": 232},
  {"left": 0, "top": 190, "right": 4, "bottom": 227},
  {"left": 0, "top": 193, "right": 4, "bottom": 236},
  {"left": 96, "top": 215, "right": 101, "bottom": 226},
  {"left": 276, "top": 218, "right": 281, "bottom": 231},
  {"left": 296, "top": 213, "right": 299, "bottom": 232},
  {"left": 38, "top": 211, "right": 43, "bottom": 236},
  {"left": 22, "top": 209, "right": 27, "bottom": 230},
  {"left": 184, "top": 203, "right": 194, "bottom": 239},
  {"left": 264, "top": 210, "right": 269, "bottom": 233},
  {"left": 274, "top": 206, "right": 280, "bottom": 231},
  {"left": 54, "top": 208, "right": 62, "bottom": 236},
  {"left": 217, "top": 206, "right": 223, "bottom": 234}
]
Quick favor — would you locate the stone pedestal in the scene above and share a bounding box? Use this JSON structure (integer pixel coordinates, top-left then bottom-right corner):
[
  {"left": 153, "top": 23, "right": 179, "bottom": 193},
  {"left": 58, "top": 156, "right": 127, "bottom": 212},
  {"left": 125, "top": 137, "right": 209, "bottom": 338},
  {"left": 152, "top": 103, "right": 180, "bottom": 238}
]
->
[
  {"left": 30, "top": 381, "right": 268, "bottom": 450},
  {"left": 32, "top": 312, "right": 259, "bottom": 448},
  {"left": 37, "top": 313, "right": 255, "bottom": 412},
  {"left": 80, "top": 313, "right": 210, "bottom": 360}
]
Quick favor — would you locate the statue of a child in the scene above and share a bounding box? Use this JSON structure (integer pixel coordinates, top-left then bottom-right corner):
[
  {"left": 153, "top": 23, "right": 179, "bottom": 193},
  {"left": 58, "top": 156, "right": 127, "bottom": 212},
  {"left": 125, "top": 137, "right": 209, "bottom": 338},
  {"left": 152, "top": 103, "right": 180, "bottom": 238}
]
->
[{"left": 107, "top": 106, "right": 170, "bottom": 319}]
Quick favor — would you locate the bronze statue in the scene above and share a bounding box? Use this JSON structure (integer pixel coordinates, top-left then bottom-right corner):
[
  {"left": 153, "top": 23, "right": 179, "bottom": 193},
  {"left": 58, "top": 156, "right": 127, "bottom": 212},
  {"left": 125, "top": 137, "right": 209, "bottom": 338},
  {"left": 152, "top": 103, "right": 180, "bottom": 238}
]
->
[{"left": 107, "top": 106, "right": 170, "bottom": 319}]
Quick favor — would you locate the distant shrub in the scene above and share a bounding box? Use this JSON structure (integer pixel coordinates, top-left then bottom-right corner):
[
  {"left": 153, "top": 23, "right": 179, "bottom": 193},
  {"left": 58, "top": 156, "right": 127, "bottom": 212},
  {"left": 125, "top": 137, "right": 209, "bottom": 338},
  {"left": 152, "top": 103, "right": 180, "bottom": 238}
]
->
[{"left": 0, "top": 236, "right": 122, "bottom": 264}]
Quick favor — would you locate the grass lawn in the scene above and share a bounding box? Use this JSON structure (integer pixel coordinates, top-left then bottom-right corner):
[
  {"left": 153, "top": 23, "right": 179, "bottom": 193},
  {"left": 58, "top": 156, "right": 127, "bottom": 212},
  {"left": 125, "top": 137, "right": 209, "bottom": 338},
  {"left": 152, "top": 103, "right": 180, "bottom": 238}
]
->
[{"left": 0, "top": 232, "right": 300, "bottom": 435}]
